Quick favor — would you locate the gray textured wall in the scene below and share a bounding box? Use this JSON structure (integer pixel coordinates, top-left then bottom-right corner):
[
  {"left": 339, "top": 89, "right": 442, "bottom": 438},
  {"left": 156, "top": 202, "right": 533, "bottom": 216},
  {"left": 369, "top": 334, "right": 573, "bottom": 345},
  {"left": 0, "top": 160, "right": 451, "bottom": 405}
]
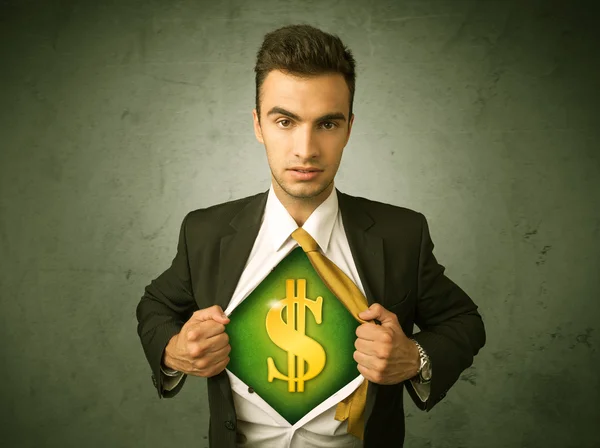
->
[{"left": 1, "top": 1, "right": 599, "bottom": 447}]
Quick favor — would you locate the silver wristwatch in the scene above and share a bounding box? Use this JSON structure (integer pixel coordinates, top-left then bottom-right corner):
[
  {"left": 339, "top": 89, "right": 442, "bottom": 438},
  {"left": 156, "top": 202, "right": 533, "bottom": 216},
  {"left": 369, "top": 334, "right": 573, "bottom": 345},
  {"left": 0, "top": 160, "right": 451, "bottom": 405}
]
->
[{"left": 410, "top": 338, "right": 432, "bottom": 384}]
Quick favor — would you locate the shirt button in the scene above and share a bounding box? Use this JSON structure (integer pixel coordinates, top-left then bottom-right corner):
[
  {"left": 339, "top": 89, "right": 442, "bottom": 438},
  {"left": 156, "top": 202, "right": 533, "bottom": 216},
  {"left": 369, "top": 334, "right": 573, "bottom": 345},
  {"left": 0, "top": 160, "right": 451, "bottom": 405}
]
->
[
  {"left": 248, "top": 386, "right": 254, "bottom": 393},
  {"left": 225, "top": 420, "right": 236, "bottom": 431}
]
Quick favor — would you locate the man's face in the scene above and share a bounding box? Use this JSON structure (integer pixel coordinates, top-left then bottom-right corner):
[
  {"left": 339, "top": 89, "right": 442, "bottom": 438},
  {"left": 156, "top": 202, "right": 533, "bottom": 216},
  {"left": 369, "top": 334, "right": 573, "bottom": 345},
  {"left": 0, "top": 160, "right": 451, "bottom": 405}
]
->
[{"left": 252, "top": 70, "right": 354, "bottom": 202}]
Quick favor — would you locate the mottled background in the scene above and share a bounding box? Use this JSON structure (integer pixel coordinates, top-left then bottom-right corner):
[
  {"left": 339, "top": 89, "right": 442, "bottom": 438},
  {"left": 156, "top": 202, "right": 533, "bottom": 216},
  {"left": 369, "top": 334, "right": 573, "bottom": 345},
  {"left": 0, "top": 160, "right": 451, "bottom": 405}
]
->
[{"left": 1, "top": 0, "right": 599, "bottom": 447}]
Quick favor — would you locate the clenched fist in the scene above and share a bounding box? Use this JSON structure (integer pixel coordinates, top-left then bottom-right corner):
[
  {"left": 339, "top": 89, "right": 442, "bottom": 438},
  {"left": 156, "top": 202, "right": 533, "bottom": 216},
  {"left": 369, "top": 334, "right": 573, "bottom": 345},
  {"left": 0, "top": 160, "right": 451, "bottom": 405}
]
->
[
  {"left": 354, "top": 303, "right": 420, "bottom": 385},
  {"left": 162, "top": 305, "right": 231, "bottom": 378}
]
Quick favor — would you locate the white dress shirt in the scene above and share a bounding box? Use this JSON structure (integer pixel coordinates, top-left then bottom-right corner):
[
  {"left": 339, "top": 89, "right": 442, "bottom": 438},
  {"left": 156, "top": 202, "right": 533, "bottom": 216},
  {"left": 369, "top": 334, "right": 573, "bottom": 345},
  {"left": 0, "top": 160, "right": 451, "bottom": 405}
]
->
[{"left": 162, "top": 182, "right": 430, "bottom": 447}]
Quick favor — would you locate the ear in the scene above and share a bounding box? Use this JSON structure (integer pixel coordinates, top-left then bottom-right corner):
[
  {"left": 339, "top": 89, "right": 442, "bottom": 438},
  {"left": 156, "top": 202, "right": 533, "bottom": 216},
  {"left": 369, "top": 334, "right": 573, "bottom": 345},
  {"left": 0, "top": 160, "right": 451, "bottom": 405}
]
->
[{"left": 252, "top": 109, "right": 264, "bottom": 144}]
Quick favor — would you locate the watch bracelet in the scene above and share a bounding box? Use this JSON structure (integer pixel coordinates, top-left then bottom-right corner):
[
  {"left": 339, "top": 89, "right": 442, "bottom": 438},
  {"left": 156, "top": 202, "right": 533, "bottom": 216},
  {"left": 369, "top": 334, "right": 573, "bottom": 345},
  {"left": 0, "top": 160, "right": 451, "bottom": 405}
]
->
[{"left": 410, "top": 338, "right": 430, "bottom": 383}]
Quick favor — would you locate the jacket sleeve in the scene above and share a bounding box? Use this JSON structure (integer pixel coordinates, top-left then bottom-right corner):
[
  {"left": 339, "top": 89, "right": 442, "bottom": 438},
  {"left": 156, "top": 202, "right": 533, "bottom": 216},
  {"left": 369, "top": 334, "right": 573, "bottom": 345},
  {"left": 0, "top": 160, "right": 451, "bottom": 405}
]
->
[
  {"left": 405, "top": 212, "right": 486, "bottom": 411},
  {"left": 136, "top": 211, "right": 198, "bottom": 399}
]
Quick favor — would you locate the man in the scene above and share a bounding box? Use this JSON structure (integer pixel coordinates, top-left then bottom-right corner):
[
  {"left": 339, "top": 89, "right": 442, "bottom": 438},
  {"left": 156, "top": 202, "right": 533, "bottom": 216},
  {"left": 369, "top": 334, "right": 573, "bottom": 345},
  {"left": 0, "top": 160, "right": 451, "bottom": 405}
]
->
[{"left": 136, "top": 24, "right": 486, "bottom": 447}]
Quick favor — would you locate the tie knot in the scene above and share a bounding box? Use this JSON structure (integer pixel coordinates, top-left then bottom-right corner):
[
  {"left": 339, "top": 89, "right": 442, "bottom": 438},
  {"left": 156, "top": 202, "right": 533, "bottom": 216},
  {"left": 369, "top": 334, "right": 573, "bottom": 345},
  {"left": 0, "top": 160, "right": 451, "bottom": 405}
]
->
[{"left": 291, "top": 227, "right": 319, "bottom": 253}]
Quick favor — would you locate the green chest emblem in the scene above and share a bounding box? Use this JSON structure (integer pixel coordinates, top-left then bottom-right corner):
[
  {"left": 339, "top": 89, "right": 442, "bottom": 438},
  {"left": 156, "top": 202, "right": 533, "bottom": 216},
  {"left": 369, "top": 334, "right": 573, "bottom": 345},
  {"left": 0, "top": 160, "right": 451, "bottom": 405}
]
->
[{"left": 226, "top": 247, "right": 360, "bottom": 424}]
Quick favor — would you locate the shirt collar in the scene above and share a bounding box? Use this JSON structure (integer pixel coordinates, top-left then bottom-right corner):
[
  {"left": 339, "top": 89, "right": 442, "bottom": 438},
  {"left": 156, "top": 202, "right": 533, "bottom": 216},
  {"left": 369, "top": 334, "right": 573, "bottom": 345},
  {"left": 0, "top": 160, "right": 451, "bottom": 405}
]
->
[{"left": 265, "top": 182, "right": 339, "bottom": 253}]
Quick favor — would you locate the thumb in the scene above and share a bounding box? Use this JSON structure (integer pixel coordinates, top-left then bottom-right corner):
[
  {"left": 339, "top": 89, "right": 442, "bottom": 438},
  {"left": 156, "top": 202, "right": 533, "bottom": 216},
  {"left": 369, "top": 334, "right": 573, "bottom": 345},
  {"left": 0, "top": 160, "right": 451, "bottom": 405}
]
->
[
  {"left": 190, "top": 305, "right": 230, "bottom": 324},
  {"left": 358, "top": 303, "right": 395, "bottom": 326}
]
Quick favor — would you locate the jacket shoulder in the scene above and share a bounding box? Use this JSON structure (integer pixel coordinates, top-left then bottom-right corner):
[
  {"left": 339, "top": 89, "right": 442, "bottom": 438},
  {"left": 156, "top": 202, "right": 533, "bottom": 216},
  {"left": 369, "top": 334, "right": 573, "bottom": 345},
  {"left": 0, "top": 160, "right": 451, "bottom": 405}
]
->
[
  {"left": 183, "top": 191, "right": 266, "bottom": 234},
  {"left": 339, "top": 191, "right": 424, "bottom": 224}
]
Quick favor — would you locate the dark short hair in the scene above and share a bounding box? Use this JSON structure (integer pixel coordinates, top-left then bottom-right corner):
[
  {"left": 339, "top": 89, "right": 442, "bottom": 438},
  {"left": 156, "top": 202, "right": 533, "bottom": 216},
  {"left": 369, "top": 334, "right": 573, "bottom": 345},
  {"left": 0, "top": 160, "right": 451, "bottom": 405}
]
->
[{"left": 254, "top": 23, "right": 357, "bottom": 127}]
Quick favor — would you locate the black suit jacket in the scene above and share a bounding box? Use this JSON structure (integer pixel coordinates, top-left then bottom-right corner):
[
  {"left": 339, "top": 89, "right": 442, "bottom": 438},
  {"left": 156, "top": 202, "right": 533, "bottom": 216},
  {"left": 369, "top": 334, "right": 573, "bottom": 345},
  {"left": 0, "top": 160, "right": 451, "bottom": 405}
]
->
[{"left": 136, "top": 187, "right": 486, "bottom": 447}]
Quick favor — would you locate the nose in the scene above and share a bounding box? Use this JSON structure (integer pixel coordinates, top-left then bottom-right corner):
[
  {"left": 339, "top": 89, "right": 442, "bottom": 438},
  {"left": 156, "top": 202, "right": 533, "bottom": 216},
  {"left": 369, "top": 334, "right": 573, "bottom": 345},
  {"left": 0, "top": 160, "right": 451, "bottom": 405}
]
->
[{"left": 293, "top": 126, "right": 319, "bottom": 160}]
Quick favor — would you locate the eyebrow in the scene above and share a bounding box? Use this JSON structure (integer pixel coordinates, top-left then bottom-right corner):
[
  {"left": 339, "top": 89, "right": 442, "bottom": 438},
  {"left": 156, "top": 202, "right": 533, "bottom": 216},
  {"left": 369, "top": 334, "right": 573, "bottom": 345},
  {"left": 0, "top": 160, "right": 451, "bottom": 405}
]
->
[{"left": 266, "top": 106, "right": 347, "bottom": 123}]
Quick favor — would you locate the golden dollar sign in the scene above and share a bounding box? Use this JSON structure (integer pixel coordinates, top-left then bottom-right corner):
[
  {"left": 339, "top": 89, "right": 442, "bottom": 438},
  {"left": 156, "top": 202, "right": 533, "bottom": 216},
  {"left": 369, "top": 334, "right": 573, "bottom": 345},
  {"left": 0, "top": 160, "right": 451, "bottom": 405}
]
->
[{"left": 266, "top": 278, "right": 326, "bottom": 392}]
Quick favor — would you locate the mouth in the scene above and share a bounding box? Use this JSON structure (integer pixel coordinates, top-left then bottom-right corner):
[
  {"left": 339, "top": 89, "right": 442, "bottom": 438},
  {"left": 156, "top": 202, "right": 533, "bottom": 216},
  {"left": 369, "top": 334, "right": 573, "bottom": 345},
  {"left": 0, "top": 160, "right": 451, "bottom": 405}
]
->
[
  {"left": 289, "top": 167, "right": 323, "bottom": 173},
  {"left": 288, "top": 168, "right": 322, "bottom": 180}
]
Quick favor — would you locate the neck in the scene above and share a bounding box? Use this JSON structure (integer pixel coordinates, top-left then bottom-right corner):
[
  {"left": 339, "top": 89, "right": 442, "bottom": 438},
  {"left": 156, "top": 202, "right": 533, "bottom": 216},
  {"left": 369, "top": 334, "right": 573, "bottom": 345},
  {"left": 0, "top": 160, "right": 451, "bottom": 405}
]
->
[{"left": 272, "top": 180, "right": 334, "bottom": 227}]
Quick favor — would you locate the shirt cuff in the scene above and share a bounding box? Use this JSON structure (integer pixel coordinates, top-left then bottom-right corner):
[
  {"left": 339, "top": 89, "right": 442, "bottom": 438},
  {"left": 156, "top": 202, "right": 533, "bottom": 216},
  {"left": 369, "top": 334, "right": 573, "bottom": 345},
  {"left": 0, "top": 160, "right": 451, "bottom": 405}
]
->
[
  {"left": 410, "top": 378, "right": 431, "bottom": 402},
  {"left": 161, "top": 370, "right": 185, "bottom": 391}
]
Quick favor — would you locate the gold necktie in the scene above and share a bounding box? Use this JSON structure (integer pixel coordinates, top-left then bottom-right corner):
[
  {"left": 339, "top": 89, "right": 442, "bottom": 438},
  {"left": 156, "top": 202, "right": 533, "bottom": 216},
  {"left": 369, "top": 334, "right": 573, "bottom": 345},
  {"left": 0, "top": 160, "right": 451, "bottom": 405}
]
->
[{"left": 290, "top": 227, "right": 371, "bottom": 441}]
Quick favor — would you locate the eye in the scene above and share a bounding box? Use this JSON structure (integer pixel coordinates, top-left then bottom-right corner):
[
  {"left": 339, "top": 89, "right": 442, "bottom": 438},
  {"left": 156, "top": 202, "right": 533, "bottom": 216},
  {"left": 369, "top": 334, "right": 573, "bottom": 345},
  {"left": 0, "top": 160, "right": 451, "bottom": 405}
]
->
[
  {"left": 277, "top": 119, "right": 292, "bottom": 128},
  {"left": 321, "top": 121, "right": 337, "bottom": 130}
]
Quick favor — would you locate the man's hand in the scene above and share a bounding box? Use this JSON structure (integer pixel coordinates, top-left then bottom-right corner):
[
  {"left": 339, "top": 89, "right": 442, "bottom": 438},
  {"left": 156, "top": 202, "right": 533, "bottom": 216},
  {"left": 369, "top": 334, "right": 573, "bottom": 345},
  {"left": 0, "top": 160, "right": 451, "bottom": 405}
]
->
[
  {"left": 163, "top": 305, "right": 231, "bottom": 378},
  {"left": 354, "top": 303, "right": 420, "bottom": 385}
]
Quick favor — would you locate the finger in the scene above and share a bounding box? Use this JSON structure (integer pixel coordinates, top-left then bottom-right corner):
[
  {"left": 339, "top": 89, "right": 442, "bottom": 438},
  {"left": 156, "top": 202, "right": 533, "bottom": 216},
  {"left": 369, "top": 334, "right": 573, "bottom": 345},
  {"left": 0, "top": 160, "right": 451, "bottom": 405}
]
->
[
  {"left": 190, "top": 338, "right": 230, "bottom": 364},
  {"left": 205, "top": 356, "right": 230, "bottom": 378},
  {"left": 353, "top": 350, "right": 383, "bottom": 371},
  {"left": 190, "top": 333, "right": 229, "bottom": 359},
  {"left": 193, "top": 355, "right": 230, "bottom": 378},
  {"left": 203, "top": 340, "right": 231, "bottom": 359},
  {"left": 356, "top": 363, "right": 382, "bottom": 384},
  {"left": 186, "top": 321, "right": 227, "bottom": 341},
  {"left": 204, "top": 332, "right": 230, "bottom": 353},
  {"left": 355, "top": 322, "right": 386, "bottom": 341},
  {"left": 196, "top": 351, "right": 231, "bottom": 377},
  {"left": 354, "top": 337, "right": 383, "bottom": 358},
  {"left": 190, "top": 305, "right": 230, "bottom": 324},
  {"left": 358, "top": 303, "right": 397, "bottom": 327}
]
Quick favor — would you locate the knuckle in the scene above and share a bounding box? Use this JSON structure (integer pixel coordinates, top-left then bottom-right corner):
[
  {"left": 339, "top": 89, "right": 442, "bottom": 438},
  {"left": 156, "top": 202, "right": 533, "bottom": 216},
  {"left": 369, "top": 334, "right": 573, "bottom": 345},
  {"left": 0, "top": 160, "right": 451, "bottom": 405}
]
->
[
  {"left": 191, "top": 310, "right": 205, "bottom": 321},
  {"left": 195, "top": 358, "right": 208, "bottom": 370},
  {"left": 190, "top": 345, "right": 205, "bottom": 358}
]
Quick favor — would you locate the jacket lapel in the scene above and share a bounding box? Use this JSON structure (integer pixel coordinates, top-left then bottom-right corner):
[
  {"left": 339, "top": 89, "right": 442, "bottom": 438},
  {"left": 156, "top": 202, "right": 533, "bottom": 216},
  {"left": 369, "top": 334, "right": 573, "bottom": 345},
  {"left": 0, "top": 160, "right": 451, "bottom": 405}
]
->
[
  {"left": 214, "top": 190, "right": 269, "bottom": 313},
  {"left": 336, "top": 188, "right": 385, "bottom": 428},
  {"left": 336, "top": 188, "right": 385, "bottom": 307},
  {"left": 212, "top": 190, "right": 269, "bottom": 408}
]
